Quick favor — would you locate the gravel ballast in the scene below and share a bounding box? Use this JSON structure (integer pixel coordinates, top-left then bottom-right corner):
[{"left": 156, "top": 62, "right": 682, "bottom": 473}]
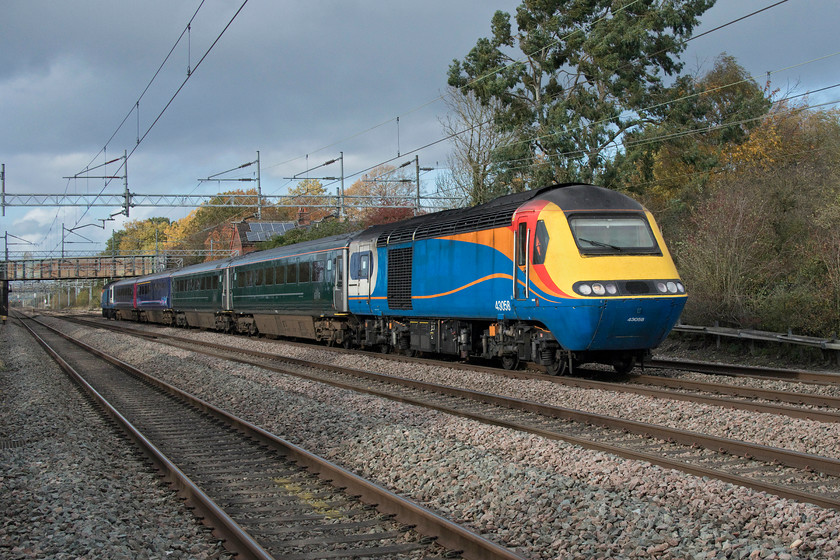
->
[
  {"left": 8, "top": 316, "right": 840, "bottom": 559},
  {"left": 0, "top": 322, "right": 231, "bottom": 560}
]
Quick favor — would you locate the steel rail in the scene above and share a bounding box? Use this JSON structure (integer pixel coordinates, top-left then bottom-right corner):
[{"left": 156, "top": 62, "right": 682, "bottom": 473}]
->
[
  {"left": 647, "top": 357, "right": 840, "bottom": 384},
  {"left": 65, "top": 316, "right": 840, "bottom": 423},
  {"left": 15, "top": 314, "right": 275, "bottom": 560},
  {"left": 57, "top": 316, "right": 840, "bottom": 509},
  {"left": 22, "top": 313, "right": 526, "bottom": 560},
  {"left": 65, "top": 315, "right": 840, "bottom": 475},
  {"left": 628, "top": 373, "right": 840, "bottom": 409}
]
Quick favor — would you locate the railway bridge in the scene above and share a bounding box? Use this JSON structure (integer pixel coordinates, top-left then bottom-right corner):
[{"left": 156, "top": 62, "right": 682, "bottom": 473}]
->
[
  {"left": 0, "top": 253, "right": 181, "bottom": 322},
  {"left": 1, "top": 254, "right": 162, "bottom": 281}
]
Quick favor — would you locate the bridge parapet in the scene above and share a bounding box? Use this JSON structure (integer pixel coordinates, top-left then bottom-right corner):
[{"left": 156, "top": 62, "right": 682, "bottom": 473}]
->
[{"left": 1, "top": 255, "right": 161, "bottom": 281}]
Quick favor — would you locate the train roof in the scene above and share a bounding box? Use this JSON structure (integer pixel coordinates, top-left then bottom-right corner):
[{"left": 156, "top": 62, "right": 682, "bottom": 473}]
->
[
  {"left": 540, "top": 183, "right": 644, "bottom": 213},
  {"left": 106, "top": 276, "right": 138, "bottom": 288},
  {"left": 168, "top": 256, "right": 236, "bottom": 278},
  {"left": 133, "top": 270, "right": 173, "bottom": 283},
  {"left": 229, "top": 232, "right": 356, "bottom": 267},
  {"left": 365, "top": 183, "right": 640, "bottom": 247},
  {"left": 163, "top": 232, "right": 355, "bottom": 276},
  {"left": 362, "top": 187, "right": 546, "bottom": 247}
]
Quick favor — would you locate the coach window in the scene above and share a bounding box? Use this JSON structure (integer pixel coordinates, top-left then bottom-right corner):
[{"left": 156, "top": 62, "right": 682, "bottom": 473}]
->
[
  {"left": 256, "top": 269, "right": 264, "bottom": 287},
  {"left": 237, "top": 272, "right": 245, "bottom": 288},
  {"left": 533, "top": 220, "right": 549, "bottom": 265},
  {"left": 287, "top": 259, "right": 298, "bottom": 284},
  {"left": 334, "top": 257, "right": 343, "bottom": 288},
  {"left": 275, "top": 265, "right": 285, "bottom": 285},
  {"left": 313, "top": 260, "right": 325, "bottom": 282},
  {"left": 300, "top": 261, "right": 311, "bottom": 283}
]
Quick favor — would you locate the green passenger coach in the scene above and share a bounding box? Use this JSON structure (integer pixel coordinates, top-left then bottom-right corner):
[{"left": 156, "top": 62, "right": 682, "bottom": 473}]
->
[{"left": 227, "top": 233, "right": 353, "bottom": 339}]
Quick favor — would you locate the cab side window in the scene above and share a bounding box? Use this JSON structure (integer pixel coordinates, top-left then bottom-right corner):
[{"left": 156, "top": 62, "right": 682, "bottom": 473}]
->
[
  {"left": 350, "top": 251, "right": 371, "bottom": 280},
  {"left": 533, "top": 220, "right": 550, "bottom": 265}
]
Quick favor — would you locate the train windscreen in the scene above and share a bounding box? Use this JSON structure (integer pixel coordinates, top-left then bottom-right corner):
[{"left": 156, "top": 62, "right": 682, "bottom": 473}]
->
[{"left": 568, "top": 214, "right": 660, "bottom": 255}]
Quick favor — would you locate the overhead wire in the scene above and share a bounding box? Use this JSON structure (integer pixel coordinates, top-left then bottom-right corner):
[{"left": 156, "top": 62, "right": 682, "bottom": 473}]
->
[
  {"left": 63, "top": 0, "right": 250, "bottom": 247},
  {"left": 261, "top": 0, "right": 648, "bottom": 177},
  {"left": 78, "top": 1, "right": 208, "bottom": 175},
  {"left": 40, "top": 1, "right": 207, "bottom": 253},
  {"left": 267, "top": 0, "right": 798, "bottom": 198},
  {"left": 40, "top": 0, "right": 811, "bottom": 252}
]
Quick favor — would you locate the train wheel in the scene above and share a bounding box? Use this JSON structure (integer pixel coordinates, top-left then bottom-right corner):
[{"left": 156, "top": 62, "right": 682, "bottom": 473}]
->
[
  {"left": 545, "top": 357, "right": 568, "bottom": 376},
  {"left": 501, "top": 354, "right": 520, "bottom": 370},
  {"left": 612, "top": 355, "right": 636, "bottom": 375}
]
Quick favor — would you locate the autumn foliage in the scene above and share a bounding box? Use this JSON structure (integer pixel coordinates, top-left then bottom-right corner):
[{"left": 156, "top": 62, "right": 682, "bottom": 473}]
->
[{"left": 663, "top": 100, "right": 840, "bottom": 335}]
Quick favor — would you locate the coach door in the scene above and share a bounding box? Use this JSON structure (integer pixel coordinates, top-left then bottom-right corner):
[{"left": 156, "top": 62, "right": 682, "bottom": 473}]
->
[
  {"left": 332, "top": 250, "right": 348, "bottom": 312},
  {"left": 222, "top": 268, "right": 233, "bottom": 310},
  {"left": 513, "top": 217, "right": 531, "bottom": 300}
]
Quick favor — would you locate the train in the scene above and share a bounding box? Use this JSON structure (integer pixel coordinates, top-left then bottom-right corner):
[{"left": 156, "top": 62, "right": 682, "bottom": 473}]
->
[{"left": 101, "top": 183, "right": 687, "bottom": 375}]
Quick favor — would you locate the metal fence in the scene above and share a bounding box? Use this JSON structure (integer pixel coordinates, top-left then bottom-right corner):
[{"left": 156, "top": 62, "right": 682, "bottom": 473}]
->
[{"left": 672, "top": 324, "right": 840, "bottom": 366}]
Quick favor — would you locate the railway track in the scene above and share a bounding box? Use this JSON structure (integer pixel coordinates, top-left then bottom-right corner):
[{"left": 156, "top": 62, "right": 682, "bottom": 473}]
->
[
  {"left": 646, "top": 357, "right": 840, "bottom": 384},
  {"left": 67, "top": 314, "right": 840, "bottom": 423},
  {"left": 51, "top": 314, "right": 840, "bottom": 510},
  {"left": 16, "top": 312, "right": 524, "bottom": 560}
]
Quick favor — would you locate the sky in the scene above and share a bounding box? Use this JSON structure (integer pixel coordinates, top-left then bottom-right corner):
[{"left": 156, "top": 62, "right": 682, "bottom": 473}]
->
[{"left": 1, "top": 0, "right": 839, "bottom": 257}]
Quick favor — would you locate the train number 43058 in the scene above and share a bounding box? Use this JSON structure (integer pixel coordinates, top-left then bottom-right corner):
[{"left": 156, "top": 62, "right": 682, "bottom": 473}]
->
[{"left": 494, "top": 300, "right": 512, "bottom": 312}]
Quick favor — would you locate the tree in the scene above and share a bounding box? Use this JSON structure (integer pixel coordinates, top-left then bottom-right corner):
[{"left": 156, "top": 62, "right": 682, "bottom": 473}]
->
[
  {"left": 104, "top": 217, "right": 170, "bottom": 254},
  {"left": 440, "top": 86, "right": 518, "bottom": 205},
  {"left": 158, "top": 188, "right": 294, "bottom": 263},
  {"left": 448, "top": 0, "right": 715, "bottom": 188},
  {"left": 812, "top": 195, "right": 840, "bottom": 335},
  {"left": 259, "top": 219, "right": 358, "bottom": 249},
  {"left": 677, "top": 180, "right": 780, "bottom": 327},
  {"left": 675, "top": 101, "right": 840, "bottom": 335},
  {"left": 612, "top": 54, "right": 771, "bottom": 221},
  {"left": 288, "top": 179, "right": 335, "bottom": 223},
  {"left": 344, "top": 165, "right": 416, "bottom": 226}
]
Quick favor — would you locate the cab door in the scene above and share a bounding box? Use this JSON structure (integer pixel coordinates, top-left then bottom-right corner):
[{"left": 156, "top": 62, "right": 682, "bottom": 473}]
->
[
  {"left": 347, "top": 241, "right": 373, "bottom": 313},
  {"left": 513, "top": 218, "right": 531, "bottom": 300}
]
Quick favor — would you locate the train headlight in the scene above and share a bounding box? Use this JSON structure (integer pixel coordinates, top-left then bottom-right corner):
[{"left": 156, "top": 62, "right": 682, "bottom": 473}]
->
[
  {"left": 578, "top": 284, "right": 593, "bottom": 296},
  {"left": 677, "top": 282, "right": 685, "bottom": 293},
  {"left": 605, "top": 282, "right": 618, "bottom": 295},
  {"left": 592, "top": 283, "right": 606, "bottom": 296},
  {"left": 666, "top": 281, "right": 677, "bottom": 293},
  {"left": 656, "top": 282, "right": 667, "bottom": 293}
]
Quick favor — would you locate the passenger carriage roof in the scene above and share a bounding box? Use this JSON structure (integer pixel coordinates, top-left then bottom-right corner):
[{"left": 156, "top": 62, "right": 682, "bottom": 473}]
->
[
  {"left": 133, "top": 270, "right": 172, "bottom": 283},
  {"left": 107, "top": 277, "right": 139, "bottom": 288},
  {"left": 228, "top": 232, "right": 355, "bottom": 267},
  {"left": 168, "top": 257, "right": 235, "bottom": 278}
]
